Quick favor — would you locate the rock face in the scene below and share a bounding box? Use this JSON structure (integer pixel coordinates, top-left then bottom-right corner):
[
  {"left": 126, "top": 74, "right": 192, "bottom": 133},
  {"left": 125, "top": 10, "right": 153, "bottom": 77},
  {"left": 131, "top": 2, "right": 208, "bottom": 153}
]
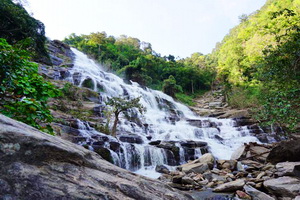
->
[
  {"left": 0, "top": 114, "right": 193, "bottom": 200},
  {"left": 263, "top": 176, "right": 300, "bottom": 199},
  {"left": 267, "top": 139, "right": 300, "bottom": 164}
]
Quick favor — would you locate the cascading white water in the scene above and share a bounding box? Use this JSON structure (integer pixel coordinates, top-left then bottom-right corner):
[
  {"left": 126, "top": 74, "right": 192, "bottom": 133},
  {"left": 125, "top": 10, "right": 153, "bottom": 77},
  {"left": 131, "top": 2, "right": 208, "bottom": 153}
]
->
[{"left": 67, "top": 48, "right": 261, "bottom": 178}]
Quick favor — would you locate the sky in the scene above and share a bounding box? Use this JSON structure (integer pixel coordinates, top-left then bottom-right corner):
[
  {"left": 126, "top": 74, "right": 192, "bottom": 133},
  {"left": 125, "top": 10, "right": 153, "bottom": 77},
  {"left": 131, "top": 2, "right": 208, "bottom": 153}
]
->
[{"left": 25, "top": 0, "right": 266, "bottom": 58}]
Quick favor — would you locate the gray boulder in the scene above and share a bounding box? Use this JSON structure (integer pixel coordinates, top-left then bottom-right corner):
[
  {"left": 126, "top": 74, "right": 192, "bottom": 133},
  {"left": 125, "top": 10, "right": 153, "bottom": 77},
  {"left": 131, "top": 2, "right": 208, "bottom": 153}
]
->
[
  {"left": 180, "top": 153, "right": 215, "bottom": 174},
  {"left": 213, "top": 179, "right": 245, "bottom": 192},
  {"left": 263, "top": 176, "right": 300, "bottom": 199},
  {"left": 276, "top": 162, "right": 300, "bottom": 177},
  {"left": 0, "top": 114, "right": 193, "bottom": 200},
  {"left": 244, "top": 184, "right": 275, "bottom": 200}
]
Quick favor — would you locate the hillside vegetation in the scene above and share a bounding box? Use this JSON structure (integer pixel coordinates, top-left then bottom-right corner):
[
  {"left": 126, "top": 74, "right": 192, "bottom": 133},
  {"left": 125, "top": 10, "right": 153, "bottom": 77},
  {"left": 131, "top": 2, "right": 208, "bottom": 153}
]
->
[{"left": 211, "top": 0, "right": 300, "bottom": 132}]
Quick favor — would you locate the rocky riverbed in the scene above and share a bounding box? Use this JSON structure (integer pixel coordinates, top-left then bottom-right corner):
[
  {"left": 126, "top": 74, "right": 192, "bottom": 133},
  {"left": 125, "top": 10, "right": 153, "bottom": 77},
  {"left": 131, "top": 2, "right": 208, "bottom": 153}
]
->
[{"left": 156, "top": 141, "right": 300, "bottom": 200}]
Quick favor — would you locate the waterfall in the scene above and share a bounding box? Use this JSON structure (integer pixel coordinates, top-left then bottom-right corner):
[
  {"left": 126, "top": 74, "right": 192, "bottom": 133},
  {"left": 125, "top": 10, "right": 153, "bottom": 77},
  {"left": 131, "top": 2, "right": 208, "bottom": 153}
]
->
[{"left": 66, "top": 48, "right": 261, "bottom": 178}]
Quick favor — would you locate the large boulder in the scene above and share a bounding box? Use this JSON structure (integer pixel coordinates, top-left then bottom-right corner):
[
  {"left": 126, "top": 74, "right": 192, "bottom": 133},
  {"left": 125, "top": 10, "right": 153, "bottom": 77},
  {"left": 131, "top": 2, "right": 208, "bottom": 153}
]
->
[
  {"left": 180, "top": 153, "right": 215, "bottom": 174},
  {"left": 276, "top": 162, "right": 300, "bottom": 177},
  {"left": 267, "top": 139, "right": 300, "bottom": 164},
  {"left": 243, "top": 185, "right": 275, "bottom": 200},
  {"left": 119, "top": 135, "right": 144, "bottom": 144},
  {"left": 213, "top": 179, "right": 245, "bottom": 192},
  {"left": 0, "top": 114, "right": 193, "bottom": 200},
  {"left": 231, "top": 143, "right": 272, "bottom": 163},
  {"left": 263, "top": 176, "right": 300, "bottom": 199}
]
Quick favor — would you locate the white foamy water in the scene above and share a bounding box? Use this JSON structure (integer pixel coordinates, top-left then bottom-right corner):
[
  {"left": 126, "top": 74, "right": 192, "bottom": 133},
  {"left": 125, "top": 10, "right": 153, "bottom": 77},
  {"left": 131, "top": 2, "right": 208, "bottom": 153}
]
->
[{"left": 67, "top": 48, "right": 260, "bottom": 178}]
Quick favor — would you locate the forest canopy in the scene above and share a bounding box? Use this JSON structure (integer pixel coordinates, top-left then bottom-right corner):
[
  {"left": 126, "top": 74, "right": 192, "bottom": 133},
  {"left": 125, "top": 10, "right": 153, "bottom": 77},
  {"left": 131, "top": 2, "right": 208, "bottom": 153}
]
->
[{"left": 211, "top": 0, "right": 300, "bottom": 131}]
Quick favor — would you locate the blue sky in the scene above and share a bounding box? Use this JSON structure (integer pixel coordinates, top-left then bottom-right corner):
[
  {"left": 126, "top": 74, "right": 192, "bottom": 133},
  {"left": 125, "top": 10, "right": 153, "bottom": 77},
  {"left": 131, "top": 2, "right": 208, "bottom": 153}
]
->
[{"left": 25, "top": 0, "right": 266, "bottom": 58}]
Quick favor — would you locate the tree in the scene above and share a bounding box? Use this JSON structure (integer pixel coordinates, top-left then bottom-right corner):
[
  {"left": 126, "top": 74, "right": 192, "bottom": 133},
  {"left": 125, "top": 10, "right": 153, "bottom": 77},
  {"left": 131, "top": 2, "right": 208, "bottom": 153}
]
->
[
  {"left": 106, "top": 96, "right": 145, "bottom": 137},
  {"left": 162, "top": 75, "right": 182, "bottom": 98},
  {"left": 0, "top": 0, "right": 49, "bottom": 63}
]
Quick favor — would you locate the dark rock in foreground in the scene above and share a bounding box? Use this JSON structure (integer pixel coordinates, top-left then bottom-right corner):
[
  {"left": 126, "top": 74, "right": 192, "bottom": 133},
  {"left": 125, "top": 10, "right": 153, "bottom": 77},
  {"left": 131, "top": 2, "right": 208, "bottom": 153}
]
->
[
  {"left": 0, "top": 114, "right": 193, "bottom": 200},
  {"left": 267, "top": 139, "right": 300, "bottom": 164}
]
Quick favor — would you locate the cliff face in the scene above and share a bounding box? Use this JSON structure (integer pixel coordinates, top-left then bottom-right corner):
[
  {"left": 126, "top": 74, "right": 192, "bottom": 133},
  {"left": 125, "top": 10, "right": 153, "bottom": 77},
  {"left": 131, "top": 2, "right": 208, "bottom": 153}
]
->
[{"left": 0, "top": 114, "right": 193, "bottom": 200}]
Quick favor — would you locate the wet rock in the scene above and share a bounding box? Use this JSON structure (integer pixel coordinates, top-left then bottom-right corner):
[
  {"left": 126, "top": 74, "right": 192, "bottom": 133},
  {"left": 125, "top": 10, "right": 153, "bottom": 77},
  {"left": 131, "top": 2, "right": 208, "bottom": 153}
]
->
[
  {"left": 119, "top": 135, "right": 144, "bottom": 144},
  {"left": 244, "top": 184, "right": 275, "bottom": 200},
  {"left": 109, "top": 141, "right": 120, "bottom": 152},
  {"left": 0, "top": 114, "right": 193, "bottom": 200},
  {"left": 155, "top": 165, "right": 170, "bottom": 174},
  {"left": 263, "top": 176, "right": 300, "bottom": 199},
  {"left": 275, "top": 162, "right": 300, "bottom": 177},
  {"left": 73, "top": 136, "right": 88, "bottom": 143},
  {"left": 213, "top": 179, "right": 245, "bottom": 192},
  {"left": 82, "top": 77, "right": 95, "bottom": 90},
  {"left": 59, "top": 69, "right": 71, "bottom": 79},
  {"left": 149, "top": 140, "right": 161, "bottom": 145},
  {"left": 156, "top": 141, "right": 180, "bottom": 164},
  {"left": 267, "top": 139, "right": 300, "bottom": 164},
  {"left": 92, "top": 141, "right": 105, "bottom": 146},
  {"left": 194, "top": 128, "right": 204, "bottom": 138},
  {"left": 73, "top": 72, "right": 82, "bottom": 85},
  {"left": 94, "top": 147, "right": 113, "bottom": 163},
  {"left": 187, "top": 119, "right": 213, "bottom": 128},
  {"left": 180, "top": 141, "right": 207, "bottom": 148}
]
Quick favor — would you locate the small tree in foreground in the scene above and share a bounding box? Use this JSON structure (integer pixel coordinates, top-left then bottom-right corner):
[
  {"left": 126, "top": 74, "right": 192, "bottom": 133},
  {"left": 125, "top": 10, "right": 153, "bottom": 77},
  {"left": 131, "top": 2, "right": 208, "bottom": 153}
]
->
[{"left": 106, "top": 96, "right": 145, "bottom": 137}]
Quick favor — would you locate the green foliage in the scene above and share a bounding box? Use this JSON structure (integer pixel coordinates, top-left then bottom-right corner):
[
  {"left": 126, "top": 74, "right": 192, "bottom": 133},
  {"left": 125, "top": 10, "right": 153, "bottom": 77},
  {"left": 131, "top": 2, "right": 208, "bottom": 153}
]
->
[
  {"left": 0, "top": 0, "right": 49, "bottom": 62},
  {"left": 175, "top": 93, "right": 196, "bottom": 106},
  {"left": 0, "top": 38, "right": 59, "bottom": 133},
  {"left": 212, "top": 0, "right": 300, "bottom": 132},
  {"left": 106, "top": 96, "right": 146, "bottom": 136},
  {"left": 162, "top": 75, "right": 182, "bottom": 98},
  {"left": 227, "top": 86, "right": 261, "bottom": 109}
]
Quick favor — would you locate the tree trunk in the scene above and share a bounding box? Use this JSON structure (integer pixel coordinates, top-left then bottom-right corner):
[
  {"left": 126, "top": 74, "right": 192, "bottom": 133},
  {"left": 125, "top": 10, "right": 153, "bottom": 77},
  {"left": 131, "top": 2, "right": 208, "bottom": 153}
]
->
[
  {"left": 111, "top": 112, "right": 119, "bottom": 137},
  {"left": 191, "top": 81, "right": 194, "bottom": 94}
]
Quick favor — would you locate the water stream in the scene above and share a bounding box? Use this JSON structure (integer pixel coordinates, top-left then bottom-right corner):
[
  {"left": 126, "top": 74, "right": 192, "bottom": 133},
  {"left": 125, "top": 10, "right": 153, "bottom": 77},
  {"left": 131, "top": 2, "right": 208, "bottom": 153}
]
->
[{"left": 66, "top": 48, "right": 261, "bottom": 178}]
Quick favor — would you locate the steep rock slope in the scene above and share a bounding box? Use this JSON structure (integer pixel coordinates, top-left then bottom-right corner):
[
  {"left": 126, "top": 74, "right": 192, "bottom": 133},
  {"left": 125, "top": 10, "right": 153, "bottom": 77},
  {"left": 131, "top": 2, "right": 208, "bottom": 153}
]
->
[{"left": 0, "top": 114, "right": 193, "bottom": 200}]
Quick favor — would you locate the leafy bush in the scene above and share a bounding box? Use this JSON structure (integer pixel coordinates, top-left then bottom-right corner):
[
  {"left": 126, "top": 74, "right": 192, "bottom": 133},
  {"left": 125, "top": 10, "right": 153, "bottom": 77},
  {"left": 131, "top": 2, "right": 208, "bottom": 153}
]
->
[{"left": 0, "top": 38, "right": 59, "bottom": 133}]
